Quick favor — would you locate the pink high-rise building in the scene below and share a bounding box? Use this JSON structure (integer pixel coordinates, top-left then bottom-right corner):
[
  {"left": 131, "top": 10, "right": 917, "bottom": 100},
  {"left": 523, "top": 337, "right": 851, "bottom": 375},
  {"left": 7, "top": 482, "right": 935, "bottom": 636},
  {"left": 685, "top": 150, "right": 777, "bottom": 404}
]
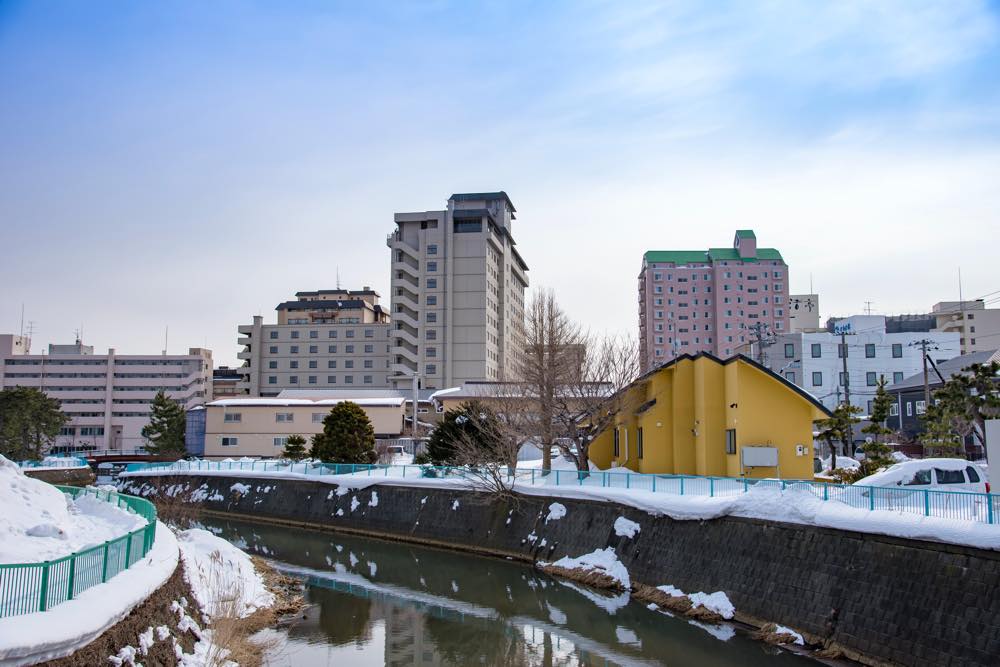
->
[{"left": 638, "top": 230, "right": 789, "bottom": 371}]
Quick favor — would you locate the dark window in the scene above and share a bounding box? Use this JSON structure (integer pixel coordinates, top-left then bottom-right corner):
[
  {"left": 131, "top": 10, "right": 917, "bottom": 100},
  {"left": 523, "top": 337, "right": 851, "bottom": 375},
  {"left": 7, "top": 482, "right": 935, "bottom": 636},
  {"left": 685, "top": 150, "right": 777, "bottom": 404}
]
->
[
  {"left": 269, "top": 331, "right": 278, "bottom": 339},
  {"left": 613, "top": 429, "right": 620, "bottom": 457},
  {"left": 838, "top": 344, "right": 848, "bottom": 358},
  {"left": 904, "top": 469, "right": 931, "bottom": 485},
  {"left": 637, "top": 427, "right": 644, "bottom": 459},
  {"left": 269, "top": 346, "right": 278, "bottom": 354},
  {"left": 454, "top": 220, "right": 482, "bottom": 233},
  {"left": 784, "top": 343, "right": 794, "bottom": 358},
  {"left": 866, "top": 372, "right": 877, "bottom": 386},
  {"left": 935, "top": 468, "right": 965, "bottom": 484},
  {"left": 865, "top": 343, "right": 876, "bottom": 358},
  {"left": 892, "top": 343, "right": 902, "bottom": 358},
  {"left": 893, "top": 372, "right": 904, "bottom": 383},
  {"left": 812, "top": 371, "right": 823, "bottom": 386},
  {"left": 725, "top": 429, "right": 736, "bottom": 455},
  {"left": 966, "top": 466, "right": 981, "bottom": 483}
]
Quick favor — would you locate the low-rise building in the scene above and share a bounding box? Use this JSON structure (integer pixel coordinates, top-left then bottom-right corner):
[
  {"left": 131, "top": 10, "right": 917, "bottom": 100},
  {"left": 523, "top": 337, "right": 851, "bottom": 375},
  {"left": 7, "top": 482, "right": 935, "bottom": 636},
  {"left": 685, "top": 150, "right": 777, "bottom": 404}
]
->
[
  {"left": 211, "top": 366, "right": 243, "bottom": 399},
  {"left": 589, "top": 353, "right": 830, "bottom": 479},
  {"left": 202, "top": 393, "right": 408, "bottom": 459},
  {"left": 0, "top": 334, "right": 212, "bottom": 452},
  {"left": 236, "top": 288, "right": 392, "bottom": 396},
  {"left": 763, "top": 315, "right": 960, "bottom": 413}
]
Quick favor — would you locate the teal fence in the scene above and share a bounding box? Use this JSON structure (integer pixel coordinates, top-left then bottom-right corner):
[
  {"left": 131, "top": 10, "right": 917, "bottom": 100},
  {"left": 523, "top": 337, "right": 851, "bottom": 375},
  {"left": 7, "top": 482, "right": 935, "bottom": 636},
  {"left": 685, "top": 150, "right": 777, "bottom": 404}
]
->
[
  {"left": 18, "top": 457, "right": 90, "bottom": 469},
  {"left": 0, "top": 486, "right": 157, "bottom": 618},
  {"left": 122, "top": 459, "right": 1000, "bottom": 526}
]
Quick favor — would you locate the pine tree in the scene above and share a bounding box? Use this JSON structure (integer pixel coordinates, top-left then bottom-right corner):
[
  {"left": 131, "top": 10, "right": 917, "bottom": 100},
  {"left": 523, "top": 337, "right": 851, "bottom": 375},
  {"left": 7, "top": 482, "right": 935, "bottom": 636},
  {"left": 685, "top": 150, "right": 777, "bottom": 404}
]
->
[
  {"left": 141, "top": 390, "right": 187, "bottom": 456},
  {"left": 283, "top": 434, "right": 307, "bottom": 461},
  {"left": 309, "top": 401, "right": 376, "bottom": 463},
  {"left": 920, "top": 402, "right": 964, "bottom": 458},
  {"left": 859, "top": 376, "right": 894, "bottom": 473},
  {"left": 426, "top": 401, "right": 501, "bottom": 465},
  {"left": 816, "top": 402, "right": 862, "bottom": 471},
  {"left": 0, "top": 386, "right": 68, "bottom": 460}
]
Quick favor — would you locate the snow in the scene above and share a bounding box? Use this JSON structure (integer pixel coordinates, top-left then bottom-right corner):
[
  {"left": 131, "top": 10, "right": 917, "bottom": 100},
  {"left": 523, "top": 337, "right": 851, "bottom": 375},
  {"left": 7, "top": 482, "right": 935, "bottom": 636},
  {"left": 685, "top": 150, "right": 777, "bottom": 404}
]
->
[
  {"left": 545, "top": 502, "right": 567, "bottom": 523},
  {"left": 613, "top": 517, "right": 640, "bottom": 538},
  {"left": 856, "top": 457, "right": 978, "bottom": 488},
  {"left": 451, "top": 499, "right": 460, "bottom": 510},
  {"left": 107, "top": 644, "right": 138, "bottom": 666},
  {"left": 368, "top": 561, "right": 377, "bottom": 577},
  {"left": 0, "top": 522, "right": 178, "bottom": 665},
  {"left": 121, "top": 460, "right": 1000, "bottom": 550},
  {"left": 774, "top": 625, "right": 805, "bottom": 645},
  {"left": 690, "top": 619, "right": 736, "bottom": 641},
  {"left": 615, "top": 626, "right": 640, "bottom": 646},
  {"left": 369, "top": 491, "right": 379, "bottom": 507},
  {"left": 546, "top": 602, "right": 567, "bottom": 625},
  {"left": 543, "top": 547, "right": 631, "bottom": 589},
  {"left": 176, "top": 528, "right": 275, "bottom": 619},
  {"left": 0, "top": 457, "right": 147, "bottom": 564},
  {"left": 350, "top": 496, "right": 360, "bottom": 512},
  {"left": 558, "top": 580, "right": 631, "bottom": 615},
  {"left": 656, "top": 584, "right": 734, "bottom": 619},
  {"left": 822, "top": 455, "right": 860, "bottom": 470},
  {"left": 137, "top": 626, "right": 155, "bottom": 654},
  {"left": 230, "top": 483, "right": 251, "bottom": 495}
]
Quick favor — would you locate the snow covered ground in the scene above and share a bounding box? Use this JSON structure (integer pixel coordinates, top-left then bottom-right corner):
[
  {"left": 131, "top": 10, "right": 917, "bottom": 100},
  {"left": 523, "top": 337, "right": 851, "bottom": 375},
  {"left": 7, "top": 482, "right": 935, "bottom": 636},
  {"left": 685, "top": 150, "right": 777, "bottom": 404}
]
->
[
  {"left": 17, "top": 456, "right": 90, "bottom": 471},
  {"left": 120, "top": 458, "right": 1000, "bottom": 550},
  {"left": 177, "top": 528, "right": 275, "bottom": 620},
  {"left": 0, "top": 456, "right": 147, "bottom": 564},
  {"left": 0, "top": 521, "right": 179, "bottom": 666}
]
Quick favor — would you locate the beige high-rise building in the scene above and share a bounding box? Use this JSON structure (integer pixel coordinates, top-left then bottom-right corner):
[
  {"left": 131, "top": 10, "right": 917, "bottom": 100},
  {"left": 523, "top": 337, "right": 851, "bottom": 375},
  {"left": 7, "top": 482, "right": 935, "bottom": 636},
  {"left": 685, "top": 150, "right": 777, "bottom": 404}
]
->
[
  {"left": 932, "top": 300, "right": 1000, "bottom": 355},
  {"left": 236, "top": 288, "right": 392, "bottom": 396},
  {"left": 387, "top": 192, "right": 529, "bottom": 390}
]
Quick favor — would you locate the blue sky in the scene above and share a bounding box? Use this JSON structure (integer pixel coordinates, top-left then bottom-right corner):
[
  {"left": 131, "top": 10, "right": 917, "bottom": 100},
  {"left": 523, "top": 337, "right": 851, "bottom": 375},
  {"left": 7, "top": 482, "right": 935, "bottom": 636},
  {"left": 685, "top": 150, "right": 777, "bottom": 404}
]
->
[{"left": 2, "top": 1, "right": 999, "bottom": 366}]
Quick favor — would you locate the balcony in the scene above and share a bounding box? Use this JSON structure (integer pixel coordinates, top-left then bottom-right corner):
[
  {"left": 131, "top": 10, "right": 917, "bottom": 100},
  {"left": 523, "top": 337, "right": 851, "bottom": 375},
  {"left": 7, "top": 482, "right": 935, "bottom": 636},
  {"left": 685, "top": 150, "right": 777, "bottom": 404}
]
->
[
  {"left": 238, "top": 336, "right": 251, "bottom": 345},
  {"left": 237, "top": 349, "right": 252, "bottom": 360}
]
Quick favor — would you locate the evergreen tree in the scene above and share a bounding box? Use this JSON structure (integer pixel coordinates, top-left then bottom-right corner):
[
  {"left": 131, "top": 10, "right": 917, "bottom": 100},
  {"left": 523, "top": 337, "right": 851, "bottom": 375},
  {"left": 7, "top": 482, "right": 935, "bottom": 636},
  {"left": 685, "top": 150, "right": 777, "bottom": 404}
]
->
[
  {"left": 920, "top": 402, "right": 964, "bottom": 457},
  {"left": 859, "top": 376, "right": 895, "bottom": 473},
  {"left": 309, "top": 401, "right": 376, "bottom": 463},
  {"left": 283, "top": 434, "right": 307, "bottom": 461},
  {"left": 141, "top": 390, "right": 187, "bottom": 456},
  {"left": 426, "top": 401, "right": 501, "bottom": 465},
  {"left": 0, "top": 386, "right": 68, "bottom": 460},
  {"left": 816, "top": 402, "right": 862, "bottom": 470}
]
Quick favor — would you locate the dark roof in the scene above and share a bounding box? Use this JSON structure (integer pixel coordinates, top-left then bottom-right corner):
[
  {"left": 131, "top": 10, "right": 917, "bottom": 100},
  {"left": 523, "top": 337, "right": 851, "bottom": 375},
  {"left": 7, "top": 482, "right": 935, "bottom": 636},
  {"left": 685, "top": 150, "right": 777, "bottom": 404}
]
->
[
  {"left": 639, "top": 352, "right": 833, "bottom": 417},
  {"left": 294, "top": 289, "right": 379, "bottom": 297},
  {"left": 276, "top": 299, "right": 371, "bottom": 311},
  {"left": 452, "top": 208, "right": 497, "bottom": 223},
  {"left": 450, "top": 191, "right": 516, "bottom": 213},
  {"left": 887, "top": 349, "right": 999, "bottom": 392}
]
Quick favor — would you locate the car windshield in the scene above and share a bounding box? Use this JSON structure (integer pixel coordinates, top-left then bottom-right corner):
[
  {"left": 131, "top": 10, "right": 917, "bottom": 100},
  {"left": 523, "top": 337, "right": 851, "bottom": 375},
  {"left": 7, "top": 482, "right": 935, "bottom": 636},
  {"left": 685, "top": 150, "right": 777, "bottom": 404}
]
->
[{"left": 904, "top": 469, "right": 932, "bottom": 485}]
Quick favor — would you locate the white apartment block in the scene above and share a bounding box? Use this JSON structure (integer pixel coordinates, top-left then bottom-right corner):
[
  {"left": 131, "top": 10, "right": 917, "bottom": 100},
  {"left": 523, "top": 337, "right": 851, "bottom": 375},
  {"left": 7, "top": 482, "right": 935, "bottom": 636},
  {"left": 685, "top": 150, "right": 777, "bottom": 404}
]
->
[
  {"left": 762, "top": 315, "right": 960, "bottom": 413},
  {"left": 0, "top": 334, "right": 212, "bottom": 452},
  {"left": 387, "top": 192, "right": 529, "bottom": 390},
  {"left": 237, "top": 288, "right": 392, "bottom": 396}
]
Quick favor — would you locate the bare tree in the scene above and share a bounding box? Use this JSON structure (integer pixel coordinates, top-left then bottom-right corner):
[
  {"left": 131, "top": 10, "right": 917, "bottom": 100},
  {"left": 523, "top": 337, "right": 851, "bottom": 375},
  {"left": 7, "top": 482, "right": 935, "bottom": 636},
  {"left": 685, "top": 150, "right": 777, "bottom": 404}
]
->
[
  {"left": 447, "top": 400, "right": 531, "bottom": 499},
  {"left": 550, "top": 333, "right": 641, "bottom": 473},
  {"left": 514, "top": 288, "right": 585, "bottom": 473}
]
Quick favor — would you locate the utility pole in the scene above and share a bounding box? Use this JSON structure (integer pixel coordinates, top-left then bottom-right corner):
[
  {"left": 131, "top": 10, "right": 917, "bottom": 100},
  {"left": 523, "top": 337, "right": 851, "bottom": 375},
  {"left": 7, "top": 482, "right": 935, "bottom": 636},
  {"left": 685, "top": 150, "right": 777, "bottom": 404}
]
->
[
  {"left": 839, "top": 330, "right": 853, "bottom": 449},
  {"left": 910, "top": 339, "right": 939, "bottom": 411},
  {"left": 744, "top": 322, "right": 775, "bottom": 365}
]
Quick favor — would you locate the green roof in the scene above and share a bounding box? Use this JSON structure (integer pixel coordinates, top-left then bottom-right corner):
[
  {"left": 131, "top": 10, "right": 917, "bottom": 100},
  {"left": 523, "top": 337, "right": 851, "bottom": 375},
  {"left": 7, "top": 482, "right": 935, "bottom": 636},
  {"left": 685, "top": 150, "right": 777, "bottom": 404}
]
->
[
  {"left": 645, "top": 247, "right": 784, "bottom": 265},
  {"left": 735, "top": 229, "right": 756, "bottom": 239}
]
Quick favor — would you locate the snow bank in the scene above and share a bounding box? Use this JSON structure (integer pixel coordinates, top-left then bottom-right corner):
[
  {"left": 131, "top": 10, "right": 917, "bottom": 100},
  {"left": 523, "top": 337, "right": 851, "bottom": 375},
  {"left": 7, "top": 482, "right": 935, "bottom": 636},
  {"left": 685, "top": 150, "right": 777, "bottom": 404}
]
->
[
  {"left": 774, "top": 625, "right": 804, "bottom": 645},
  {"left": 545, "top": 503, "right": 567, "bottom": 523},
  {"left": 613, "top": 517, "right": 640, "bottom": 538},
  {"left": 0, "top": 456, "right": 147, "bottom": 564},
  {"left": 176, "top": 529, "right": 274, "bottom": 620},
  {"left": 0, "top": 522, "right": 179, "bottom": 665},
  {"left": 544, "top": 547, "right": 631, "bottom": 589},
  {"left": 656, "top": 583, "right": 735, "bottom": 619}
]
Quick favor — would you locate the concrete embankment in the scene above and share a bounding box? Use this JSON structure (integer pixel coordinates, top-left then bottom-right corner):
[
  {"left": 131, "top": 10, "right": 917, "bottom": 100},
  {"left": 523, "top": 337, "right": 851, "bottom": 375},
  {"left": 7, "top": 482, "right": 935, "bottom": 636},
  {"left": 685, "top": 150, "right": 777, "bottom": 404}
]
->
[
  {"left": 120, "top": 473, "right": 1000, "bottom": 667},
  {"left": 22, "top": 467, "right": 94, "bottom": 486}
]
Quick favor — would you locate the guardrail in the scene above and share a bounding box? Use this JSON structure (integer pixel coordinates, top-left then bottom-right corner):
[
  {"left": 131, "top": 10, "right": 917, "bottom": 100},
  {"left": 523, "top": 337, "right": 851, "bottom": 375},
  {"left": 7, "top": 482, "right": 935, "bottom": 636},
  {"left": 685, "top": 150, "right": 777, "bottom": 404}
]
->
[
  {"left": 0, "top": 486, "right": 158, "bottom": 618},
  {"left": 18, "top": 457, "right": 90, "bottom": 469},
  {"left": 122, "top": 460, "right": 1000, "bottom": 526}
]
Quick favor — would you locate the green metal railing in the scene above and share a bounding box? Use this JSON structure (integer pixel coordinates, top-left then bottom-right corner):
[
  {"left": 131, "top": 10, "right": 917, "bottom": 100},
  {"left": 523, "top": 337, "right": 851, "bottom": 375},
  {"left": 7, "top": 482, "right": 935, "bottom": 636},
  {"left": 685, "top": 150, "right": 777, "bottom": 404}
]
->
[
  {"left": 124, "top": 459, "right": 1000, "bottom": 526},
  {"left": 0, "top": 486, "right": 157, "bottom": 618},
  {"left": 17, "top": 457, "right": 90, "bottom": 469}
]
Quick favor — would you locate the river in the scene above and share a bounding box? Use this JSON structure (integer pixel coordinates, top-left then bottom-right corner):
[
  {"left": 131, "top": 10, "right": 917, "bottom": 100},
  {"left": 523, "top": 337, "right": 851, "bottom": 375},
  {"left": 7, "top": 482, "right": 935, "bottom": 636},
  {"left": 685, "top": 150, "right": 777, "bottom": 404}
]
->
[{"left": 193, "top": 515, "right": 816, "bottom": 667}]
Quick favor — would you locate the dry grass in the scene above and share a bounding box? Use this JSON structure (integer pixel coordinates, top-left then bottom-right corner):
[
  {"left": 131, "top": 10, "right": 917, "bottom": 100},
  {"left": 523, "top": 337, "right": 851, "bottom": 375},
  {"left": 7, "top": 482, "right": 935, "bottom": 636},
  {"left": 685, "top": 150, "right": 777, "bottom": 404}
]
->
[{"left": 538, "top": 563, "right": 628, "bottom": 592}]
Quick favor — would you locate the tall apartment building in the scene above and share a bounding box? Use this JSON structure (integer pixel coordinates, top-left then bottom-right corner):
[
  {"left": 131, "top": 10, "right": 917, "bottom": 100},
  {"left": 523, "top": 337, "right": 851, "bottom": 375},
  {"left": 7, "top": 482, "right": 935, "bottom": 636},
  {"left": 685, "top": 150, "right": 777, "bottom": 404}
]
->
[
  {"left": 761, "top": 315, "right": 960, "bottom": 413},
  {"left": 236, "top": 288, "right": 392, "bottom": 396},
  {"left": 931, "top": 300, "right": 1000, "bottom": 355},
  {"left": 387, "top": 192, "right": 529, "bottom": 390},
  {"left": 639, "top": 230, "right": 789, "bottom": 371},
  {"left": 0, "top": 334, "right": 212, "bottom": 452}
]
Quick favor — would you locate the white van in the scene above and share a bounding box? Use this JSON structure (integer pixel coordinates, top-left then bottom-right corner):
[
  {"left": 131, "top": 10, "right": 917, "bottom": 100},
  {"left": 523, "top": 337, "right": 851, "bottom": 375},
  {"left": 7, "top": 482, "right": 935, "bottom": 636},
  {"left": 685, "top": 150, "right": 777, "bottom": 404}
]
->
[{"left": 854, "top": 458, "right": 989, "bottom": 494}]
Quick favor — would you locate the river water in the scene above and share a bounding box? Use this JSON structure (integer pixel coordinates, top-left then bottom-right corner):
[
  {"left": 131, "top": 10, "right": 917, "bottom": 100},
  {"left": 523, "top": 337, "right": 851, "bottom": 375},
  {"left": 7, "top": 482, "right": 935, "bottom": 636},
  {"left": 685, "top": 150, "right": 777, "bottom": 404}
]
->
[{"left": 194, "top": 515, "right": 815, "bottom": 667}]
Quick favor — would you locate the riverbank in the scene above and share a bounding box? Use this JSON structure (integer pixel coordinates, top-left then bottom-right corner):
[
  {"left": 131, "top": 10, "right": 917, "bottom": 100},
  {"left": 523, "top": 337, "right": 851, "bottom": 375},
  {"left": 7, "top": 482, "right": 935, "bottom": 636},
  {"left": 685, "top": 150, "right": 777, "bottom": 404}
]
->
[{"left": 118, "top": 472, "right": 1000, "bottom": 667}]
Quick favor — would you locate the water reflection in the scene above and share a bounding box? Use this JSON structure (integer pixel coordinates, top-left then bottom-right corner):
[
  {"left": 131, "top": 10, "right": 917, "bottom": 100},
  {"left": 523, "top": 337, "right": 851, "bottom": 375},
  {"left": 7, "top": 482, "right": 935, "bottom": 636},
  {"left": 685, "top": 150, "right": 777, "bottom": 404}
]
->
[{"left": 192, "top": 517, "right": 811, "bottom": 667}]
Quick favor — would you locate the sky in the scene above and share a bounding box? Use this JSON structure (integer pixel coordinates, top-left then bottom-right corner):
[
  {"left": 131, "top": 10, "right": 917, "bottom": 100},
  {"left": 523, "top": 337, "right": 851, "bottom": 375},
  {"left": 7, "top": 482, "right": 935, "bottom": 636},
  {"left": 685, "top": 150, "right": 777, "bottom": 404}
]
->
[{"left": 2, "top": 0, "right": 999, "bottom": 367}]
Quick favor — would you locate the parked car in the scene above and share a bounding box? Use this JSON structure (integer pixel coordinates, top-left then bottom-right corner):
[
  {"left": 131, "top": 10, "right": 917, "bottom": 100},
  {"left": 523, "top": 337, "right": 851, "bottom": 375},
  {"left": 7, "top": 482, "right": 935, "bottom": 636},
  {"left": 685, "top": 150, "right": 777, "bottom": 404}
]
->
[{"left": 853, "top": 458, "right": 989, "bottom": 494}]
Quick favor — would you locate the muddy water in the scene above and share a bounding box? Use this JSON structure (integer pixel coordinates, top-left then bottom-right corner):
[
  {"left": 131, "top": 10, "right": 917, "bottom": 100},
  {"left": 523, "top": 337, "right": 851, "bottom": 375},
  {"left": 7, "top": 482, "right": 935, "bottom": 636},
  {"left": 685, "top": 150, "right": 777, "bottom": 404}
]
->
[{"left": 194, "top": 515, "right": 815, "bottom": 667}]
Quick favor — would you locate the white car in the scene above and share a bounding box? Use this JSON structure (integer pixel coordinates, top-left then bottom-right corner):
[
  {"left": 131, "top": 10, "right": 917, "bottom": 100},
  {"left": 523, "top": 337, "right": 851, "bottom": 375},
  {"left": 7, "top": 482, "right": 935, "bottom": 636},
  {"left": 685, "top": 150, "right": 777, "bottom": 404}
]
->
[{"left": 854, "top": 458, "right": 989, "bottom": 494}]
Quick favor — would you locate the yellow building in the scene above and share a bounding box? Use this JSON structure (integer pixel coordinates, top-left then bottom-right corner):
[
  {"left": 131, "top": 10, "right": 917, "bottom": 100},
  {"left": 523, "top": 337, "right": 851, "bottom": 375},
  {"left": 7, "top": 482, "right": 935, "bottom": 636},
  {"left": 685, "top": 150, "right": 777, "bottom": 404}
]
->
[{"left": 589, "top": 353, "right": 831, "bottom": 479}]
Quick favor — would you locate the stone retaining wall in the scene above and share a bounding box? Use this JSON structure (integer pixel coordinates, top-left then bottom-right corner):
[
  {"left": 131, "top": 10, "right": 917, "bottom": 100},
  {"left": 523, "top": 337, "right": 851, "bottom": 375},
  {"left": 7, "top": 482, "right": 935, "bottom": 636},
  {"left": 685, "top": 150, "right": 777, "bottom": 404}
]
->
[
  {"left": 23, "top": 467, "right": 95, "bottom": 486},
  {"left": 120, "top": 474, "right": 1000, "bottom": 667}
]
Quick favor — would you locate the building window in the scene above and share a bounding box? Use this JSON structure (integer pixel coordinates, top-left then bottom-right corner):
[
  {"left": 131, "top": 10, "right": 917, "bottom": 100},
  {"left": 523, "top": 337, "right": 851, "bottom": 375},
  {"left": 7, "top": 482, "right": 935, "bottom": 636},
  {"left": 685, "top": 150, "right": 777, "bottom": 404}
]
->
[
  {"left": 346, "top": 330, "right": 355, "bottom": 338},
  {"left": 289, "top": 376, "right": 298, "bottom": 384},
  {"left": 290, "top": 346, "right": 299, "bottom": 354},
  {"left": 906, "top": 401, "right": 912, "bottom": 416},
  {"left": 893, "top": 371, "right": 904, "bottom": 383},
  {"left": 308, "top": 375, "right": 317, "bottom": 384},
  {"left": 224, "top": 413, "right": 242, "bottom": 423},
  {"left": 364, "top": 344, "right": 374, "bottom": 353},
  {"left": 309, "top": 330, "right": 318, "bottom": 339},
  {"left": 784, "top": 371, "right": 796, "bottom": 383},
  {"left": 865, "top": 343, "right": 876, "bottom": 358},
  {"left": 637, "top": 427, "right": 644, "bottom": 459},
  {"left": 426, "top": 330, "right": 437, "bottom": 340},
  {"left": 329, "top": 345, "right": 337, "bottom": 353},
  {"left": 327, "top": 375, "right": 336, "bottom": 383},
  {"left": 268, "top": 361, "right": 277, "bottom": 369},
  {"left": 427, "top": 347, "right": 437, "bottom": 358},
  {"left": 268, "top": 376, "right": 277, "bottom": 384},
  {"left": 328, "top": 360, "right": 337, "bottom": 368},
  {"left": 309, "top": 345, "right": 318, "bottom": 354},
  {"left": 838, "top": 343, "right": 848, "bottom": 358},
  {"left": 426, "top": 364, "right": 437, "bottom": 374},
  {"left": 364, "top": 360, "right": 373, "bottom": 368},
  {"left": 784, "top": 343, "right": 794, "bottom": 358},
  {"left": 867, "top": 400, "right": 874, "bottom": 414},
  {"left": 812, "top": 371, "right": 823, "bottom": 387},
  {"left": 345, "top": 360, "right": 354, "bottom": 369},
  {"left": 427, "top": 312, "right": 437, "bottom": 323},
  {"left": 312, "top": 413, "right": 325, "bottom": 423},
  {"left": 276, "top": 412, "right": 294, "bottom": 422},
  {"left": 427, "top": 296, "right": 437, "bottom": 305},
  {"left": 220, "top": 437, "right": 238, "bottom": 447},
  {"left": 889, "top": 403, "right": 899, "bottom": 416},
  {"left": 289, "top": 360, "right": 299, "bottom": 369},
  {"left": 454, "top": 220, "right": 482, "bottom": 233},
  {"left": 866, "top": 372, "right": 877, "bottom": 386},
  {"left": 915, "top": 400, "right": 926, "bottom": 415},
  {"left": 329, "top": 330, "right": 338, "bottom": 338},
  {"left": 807, "top": 343, "right": 820, "bottom": 358},
  {"left": 291, "top": 331, "right": 300, "bottom": 339},
  {"left": 725, "top": 429, "right": 736, "bottom": 455},
  {"left": 273, "top": 437, "right": 288, "bottom": 448},
  {"left": 892, "top": 343, "right": 902, "bottom": 358},
  {"left": 346, "top": 345, "right": 354, "bottom": 353},
  {"left": 613, "top": 429, "right": 620, "bottom": 457},
  {"left": 364, "top": 375, "right": 373, "bottom": 384},
  {"left": 345, "top": 376, "right": 354, "bottom": 384},
  {"left": 427, "top": 244, "right": 438, "bottom": 255},
  {"left": 269, "top": 331, "right": 278, "bottom": 339},
  {"left": 427, "top": 261, "right": 437, "bottom": 272},
  {"left": 269, "top": 346, "right": 278, "bottom": 354}
]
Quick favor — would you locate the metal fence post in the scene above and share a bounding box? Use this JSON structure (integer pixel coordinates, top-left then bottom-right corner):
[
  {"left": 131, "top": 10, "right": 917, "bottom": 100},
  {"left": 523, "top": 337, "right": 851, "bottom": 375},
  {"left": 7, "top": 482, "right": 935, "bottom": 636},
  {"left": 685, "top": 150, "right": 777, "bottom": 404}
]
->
[
  {"left": 680, "top": 477, "right": 685, "bottom": 496},
  {"left": 39, "top": 562, "right": 50, "bottom": 612},
  {"left": 626, "top": 474, "right": 630, "bottom": 489},
  {"left": 823, "top": 484, "right": 828, "bottom": 501},
  {"left": 531, "top": 469, "right": 535, "bottom": 485},
  {"left": 67, "top": 556, "right": 76, "bottom": 600},
  {"left": 743, "top": 478, "right": 748, "bottom": 493},
  {"left": 869, "top": 488, "right": 875, "bottom": 512},
  {"left": 125, "top": 533, "right": 133, "bottom": 566},
  {"left": 989, "top": 494, "right": 995, "bottom": 525},
  {"left": 924, "top": 490, "right": 930, "bottom": 516},
  {"left": 710, "top": 478, "right": 715, "bottom": 497},
  {"left": 101, "top": 542, "right": 110, "bottom": 582},
  {"left": 652, "top": 476, "right": 656, "bottom": 493}
]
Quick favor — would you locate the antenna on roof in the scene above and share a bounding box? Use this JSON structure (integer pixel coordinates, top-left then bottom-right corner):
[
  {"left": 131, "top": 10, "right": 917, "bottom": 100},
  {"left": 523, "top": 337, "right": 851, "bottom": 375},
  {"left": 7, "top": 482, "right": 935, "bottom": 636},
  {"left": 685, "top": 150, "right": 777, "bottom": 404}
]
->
[{"left": 336, "top": 266, "right": 341, "bottom": 290}]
